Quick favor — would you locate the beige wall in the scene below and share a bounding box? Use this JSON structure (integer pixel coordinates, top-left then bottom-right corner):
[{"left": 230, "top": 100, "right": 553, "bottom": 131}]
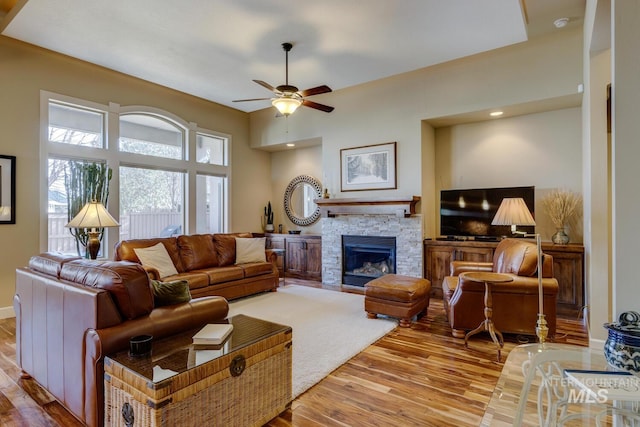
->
[
  {"left": 270, "top": 145, "right": 323, "bottom": 235},
  {"left": 583, "top": 0, "right": 612, "bottom": 343},
  {"left": 421, "top": 122, "right": 436, "bottom": 238},
  {"left": 0, "top": 36, "right": 270, "bottom": 311},
  {"left": 252, "top": 29, "right": 583, "bottom": 241},
  {"left": 611, "top": 0, "right": 640, "bottom": 318},
  {"left": 434, "top": 108, "right": 583, "bottom": 242}
]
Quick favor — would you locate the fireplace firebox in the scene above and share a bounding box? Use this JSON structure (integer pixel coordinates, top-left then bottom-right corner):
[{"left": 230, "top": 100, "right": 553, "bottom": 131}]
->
[{"left": 342, "top": 235, "right": 396, "bottom": 287}]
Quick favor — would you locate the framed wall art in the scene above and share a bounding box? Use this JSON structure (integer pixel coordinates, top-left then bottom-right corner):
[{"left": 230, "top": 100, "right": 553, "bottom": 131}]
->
[
  {"left": 340, "top": 142, "right": 396, "bottom": 191},
  {"left": 0, "top": 155, "right": 16, "bottom": 224}
]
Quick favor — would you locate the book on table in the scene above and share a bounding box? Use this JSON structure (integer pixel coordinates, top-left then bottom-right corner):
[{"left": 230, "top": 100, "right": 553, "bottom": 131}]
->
[{"left": 192, "top": 323, "right": 234, "bottom": 345}]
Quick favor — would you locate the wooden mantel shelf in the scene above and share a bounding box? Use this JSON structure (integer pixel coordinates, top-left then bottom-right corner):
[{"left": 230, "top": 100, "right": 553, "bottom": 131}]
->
[{"left": 314, "top": 196, "right": 420, "bottom": 217}]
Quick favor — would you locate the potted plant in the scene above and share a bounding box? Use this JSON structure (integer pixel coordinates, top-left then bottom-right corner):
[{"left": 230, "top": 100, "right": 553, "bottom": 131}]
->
[
  {"left": 542, "top": 189, "right": 581, "bottom": 244},
  {"left": 65, "top": 161, "right": 113, "bottom": 257},
  {"left": 262, "top": 201, "right": 274, "bottom": 232}
]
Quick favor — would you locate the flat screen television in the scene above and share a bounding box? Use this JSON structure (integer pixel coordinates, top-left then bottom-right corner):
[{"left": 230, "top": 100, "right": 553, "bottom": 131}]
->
[{"left": 440, "top": 186, "right": 535, "bottom": 239}]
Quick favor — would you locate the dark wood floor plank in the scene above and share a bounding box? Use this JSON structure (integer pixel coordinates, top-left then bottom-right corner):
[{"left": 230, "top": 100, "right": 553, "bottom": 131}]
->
[
  {"left": 0, "top": 368, "right": 58, "bottom": 427},
  {"left": 0, "top": 278, "right": 588, "bottom": 426}
]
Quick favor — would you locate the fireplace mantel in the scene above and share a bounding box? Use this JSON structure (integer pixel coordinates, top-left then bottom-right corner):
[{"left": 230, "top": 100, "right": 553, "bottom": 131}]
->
[{"left": 314, "top": 196, "right": 420, "bottom": 217}]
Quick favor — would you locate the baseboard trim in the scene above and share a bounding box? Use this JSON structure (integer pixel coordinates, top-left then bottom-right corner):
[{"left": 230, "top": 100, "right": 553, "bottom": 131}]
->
[
  {"left": 0, "top": 306, "right": 15, "bottom": 319},
  {"left": 589, "top": 337, "right": 605, "bottom": 350}
]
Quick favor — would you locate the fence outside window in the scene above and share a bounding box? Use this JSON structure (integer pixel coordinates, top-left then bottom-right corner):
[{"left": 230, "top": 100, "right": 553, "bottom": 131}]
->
[{"left": 48, "top": 212, "right": 182, "bottom": 256}]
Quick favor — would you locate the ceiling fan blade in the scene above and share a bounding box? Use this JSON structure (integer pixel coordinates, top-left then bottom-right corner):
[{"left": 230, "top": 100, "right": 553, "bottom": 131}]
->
[
  {"left": 253, "top": 80, "right": 280, "bottom": 94},
  {"left": 232, "top": 97, "right": 272, "bottom": 102},
  {"left": 299, "top": 85, "right": 332, "bottom": 97},
  {"left": 302, "top": 99, "right": 334, "bottom": 113}
]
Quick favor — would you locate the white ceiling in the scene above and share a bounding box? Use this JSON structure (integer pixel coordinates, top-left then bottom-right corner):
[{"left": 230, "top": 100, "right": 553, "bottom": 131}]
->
[{"left": 1, "top": 0, "right": 585, "bottom": 113}]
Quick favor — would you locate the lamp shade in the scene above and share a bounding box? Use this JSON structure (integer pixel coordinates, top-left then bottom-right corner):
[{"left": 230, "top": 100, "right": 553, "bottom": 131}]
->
[
  {"left": 491, "top": 198, "right": 536, "bottom": 226},
  {"left": 272, "top": 97, "right": 302, "bottom": 116},
  {"left": 66, "top": 200, "right": 119, "bottom": 229}
]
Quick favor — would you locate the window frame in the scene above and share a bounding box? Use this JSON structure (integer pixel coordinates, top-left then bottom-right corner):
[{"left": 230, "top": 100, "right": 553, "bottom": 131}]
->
[{"left": 40, "top": 91, "right": 231, "bottom": 257}]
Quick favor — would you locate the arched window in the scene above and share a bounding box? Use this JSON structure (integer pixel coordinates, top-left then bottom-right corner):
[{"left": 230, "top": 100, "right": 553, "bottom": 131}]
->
[{"left": 43, "top": 92, "right": 230, "bottom": 256}]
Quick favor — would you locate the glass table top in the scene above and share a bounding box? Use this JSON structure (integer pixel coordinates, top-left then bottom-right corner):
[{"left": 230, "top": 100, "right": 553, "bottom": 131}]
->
[
  {"left": 481, "top": 343, "right": 640, "bottom": 426},
  {"left": 105, "top": 314, "right": 291, "bottom": 384}
]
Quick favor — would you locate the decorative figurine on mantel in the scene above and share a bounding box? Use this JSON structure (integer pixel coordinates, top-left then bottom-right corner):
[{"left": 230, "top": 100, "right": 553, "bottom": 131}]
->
[
  {"left": 262, "top": 201, "right": 274, "bottom": 232},
  {"left": 323, "top": 188, "right": 330, "bottom": 198},
  {"left": 542, "top": 189, "right": 581, "bottom": 244}
]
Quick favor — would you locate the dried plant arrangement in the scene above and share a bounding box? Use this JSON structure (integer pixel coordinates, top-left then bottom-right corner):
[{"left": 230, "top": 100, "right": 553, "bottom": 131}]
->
[{"left": 542, "top": 189, "right": 581, "bottom": 228}]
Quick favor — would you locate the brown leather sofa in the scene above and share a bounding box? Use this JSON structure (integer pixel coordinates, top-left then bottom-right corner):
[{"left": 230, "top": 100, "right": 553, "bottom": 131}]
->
[
  {"left": 442, "top": 238, "right": 559, "bottom": 339},
  {"left": 114, "top": 232, "right": 279, "bottom": 301},
  {"left": 14, "top": 252, "right": 229, "bottom": 427}
]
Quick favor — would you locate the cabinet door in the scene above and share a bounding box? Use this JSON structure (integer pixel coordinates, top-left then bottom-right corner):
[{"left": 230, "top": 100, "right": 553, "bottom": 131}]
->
[
  {"left": 286, "top": 239, "right": 308, "bottom": 278},
  {"left": 424, "top": 245, "right": 455, "bottom": 297},
  {"left": 547, "top": 250, "right": 584, "bottom": 316},
  {"left": 305, "top": 239, "right": 322, "bottom": 281},
  {"left": 285, "top": 237, "right": 322, "bottom": 280}
]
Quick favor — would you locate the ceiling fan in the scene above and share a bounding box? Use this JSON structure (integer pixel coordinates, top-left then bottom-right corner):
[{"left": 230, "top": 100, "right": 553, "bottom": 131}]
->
[{"left": 233, "top": 42, "right": 334, "bottom": 116}]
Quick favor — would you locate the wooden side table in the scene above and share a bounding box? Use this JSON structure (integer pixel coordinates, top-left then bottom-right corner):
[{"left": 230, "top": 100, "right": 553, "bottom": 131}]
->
[{"left": 462, "top": 271, "right": 513, "bottom": 362}]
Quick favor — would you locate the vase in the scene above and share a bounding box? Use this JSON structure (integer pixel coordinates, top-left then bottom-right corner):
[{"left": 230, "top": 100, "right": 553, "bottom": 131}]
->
[
  {"left": 603, "top": 311, "right": 640, "bottom": 373},
  {"left": 265, "top": 223, "right": 274, "bottom": 232},
  {"left": 551, "top": 227, "right": 570, "bottom": 244}
]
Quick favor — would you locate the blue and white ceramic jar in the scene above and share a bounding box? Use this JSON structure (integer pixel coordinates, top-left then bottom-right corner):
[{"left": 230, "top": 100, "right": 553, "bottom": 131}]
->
[{"left": 603, "top": 311, "right": 640, "bottom": 374}]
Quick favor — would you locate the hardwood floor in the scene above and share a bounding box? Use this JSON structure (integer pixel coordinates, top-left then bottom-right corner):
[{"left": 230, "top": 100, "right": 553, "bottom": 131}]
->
[{"left": 0, "top": 279, "right": 587, "bottom": 426}]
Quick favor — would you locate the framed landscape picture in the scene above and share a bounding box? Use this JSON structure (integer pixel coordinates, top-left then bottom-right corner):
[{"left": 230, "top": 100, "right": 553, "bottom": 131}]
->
[
  {"left": 0, "top": 155, "right": 16, "bottom": 224},
  {"left": 340, "top": 142, "right": 396, "bottom": 191}
]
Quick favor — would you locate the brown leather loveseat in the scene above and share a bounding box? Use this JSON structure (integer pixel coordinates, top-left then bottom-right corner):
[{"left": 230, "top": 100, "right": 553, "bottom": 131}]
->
[
  {"left": 114, "top": 232, "right": 279, "bottom": 301},
  {"left": 442, "top": 238, "right": 559, "bottom": 339},
  {"left": 14, "top": 252, "right": 229, "bottom": 427}
]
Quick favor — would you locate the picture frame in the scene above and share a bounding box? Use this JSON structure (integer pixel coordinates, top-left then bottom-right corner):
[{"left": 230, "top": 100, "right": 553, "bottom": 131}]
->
[
  {"left": 340, "top": 142, "right": 397, "bottom": 191},
  {"left": 0, "top": 155, "right": 16, "bottom": 224}
]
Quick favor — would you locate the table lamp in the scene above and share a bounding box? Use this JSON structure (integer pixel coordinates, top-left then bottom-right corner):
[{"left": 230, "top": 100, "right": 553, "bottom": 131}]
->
[
  {"left": 66, "top": 200, "right": 120, "bottom": 260},
  {"left": 491, "top": 198, "right": 548, "bottom": 344}
]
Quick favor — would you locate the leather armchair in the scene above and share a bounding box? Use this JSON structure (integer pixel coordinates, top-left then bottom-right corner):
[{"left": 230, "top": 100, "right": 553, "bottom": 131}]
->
[{"left": 442, "top": 239, "right": 558, "bottom": 339}]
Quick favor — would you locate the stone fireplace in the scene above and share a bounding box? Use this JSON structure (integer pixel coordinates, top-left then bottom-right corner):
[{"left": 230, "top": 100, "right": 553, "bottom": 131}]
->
[{"left": 316, "top": 197, "right": 423, "bottom": 287}]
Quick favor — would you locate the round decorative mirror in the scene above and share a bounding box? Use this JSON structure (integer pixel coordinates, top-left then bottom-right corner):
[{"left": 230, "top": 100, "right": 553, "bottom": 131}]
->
[{"left": 284, "top": 175, "right": 322, "bottom": 226}]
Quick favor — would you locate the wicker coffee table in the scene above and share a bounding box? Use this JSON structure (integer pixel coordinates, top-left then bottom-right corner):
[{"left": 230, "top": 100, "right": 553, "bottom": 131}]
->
[{"left": 104, "top": 314, "right": 292, "bottom": 427}]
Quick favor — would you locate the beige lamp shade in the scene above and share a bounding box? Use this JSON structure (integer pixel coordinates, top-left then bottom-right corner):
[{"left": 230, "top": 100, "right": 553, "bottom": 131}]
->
[
  {"left": 272, "top": 97, "right": 302, "bottom": 116},
  {"left": 66, "top": 200, "right": 119, "bottom": 229},
  {"left": 491, "top": 198, "right": 536, "bottom": 226}
]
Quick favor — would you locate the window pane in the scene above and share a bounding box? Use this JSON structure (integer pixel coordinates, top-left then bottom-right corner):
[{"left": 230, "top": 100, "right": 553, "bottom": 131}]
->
[
  {"left": 120, "top": 166, "right": 184, "bottom": 239},
  {"left": 48, "top": 158, "right": 74, "bottom": 253},
  {"left": 47, "top": 158, "right": 114, "bottom": 256},
  {"left": 196, "top": 174, "right": 226, "bottom": 234},
  {"left": 196, "top": 133, "right": 226, "bottom": 165},
  {"left": 119, "top": 114, "right": 183, "bottom": 160},
  {"left": 48, "top": 102, "right": 104, "bottom": 148}
]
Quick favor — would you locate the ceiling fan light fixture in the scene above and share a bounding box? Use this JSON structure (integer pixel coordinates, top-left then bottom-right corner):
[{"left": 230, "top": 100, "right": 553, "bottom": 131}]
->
[{"left": 272, "top": 97, "right": 302, "bottom": 116}]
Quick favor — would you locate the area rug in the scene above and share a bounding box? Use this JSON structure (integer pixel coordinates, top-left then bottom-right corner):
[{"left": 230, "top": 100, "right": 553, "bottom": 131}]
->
[{"left": 227, "top": 285, "right": 397, "bottom": 398}]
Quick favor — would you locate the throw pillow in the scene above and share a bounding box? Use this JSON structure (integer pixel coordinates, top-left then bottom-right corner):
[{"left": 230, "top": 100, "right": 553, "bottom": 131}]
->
[
  {"left": 133, "top": 242, "right": 179, "bottom": 278},
  {"left": 214, "top": 232, "right": 253, "bottom": 266},
  {"left": 150, "top": 279, "right": 191, "bottom": 307},
  {"left": 235, "top": 237, "right": 266, "bottom": 264}
]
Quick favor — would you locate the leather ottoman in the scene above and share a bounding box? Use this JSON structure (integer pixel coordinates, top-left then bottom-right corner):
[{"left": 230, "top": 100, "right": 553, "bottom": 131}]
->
[{"left": 364, "top": 274, "right": 431, "bottom": 327}]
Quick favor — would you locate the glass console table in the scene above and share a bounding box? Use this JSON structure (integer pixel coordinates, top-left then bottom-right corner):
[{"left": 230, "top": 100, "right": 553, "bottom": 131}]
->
[{"left": 481, "top": 343, "right": 640, "bottom": 426}]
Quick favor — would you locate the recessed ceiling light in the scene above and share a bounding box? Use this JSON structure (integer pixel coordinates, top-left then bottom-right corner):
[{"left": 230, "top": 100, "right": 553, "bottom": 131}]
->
[
  {"left": 554, "top": 17, "right": 569, "bottom": 28},
  {"left": 490, "top": 111, "right": 503, "bottom": 117},
  {"left": 286, "top": 143, "right": 295, "bottom": 147}
]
